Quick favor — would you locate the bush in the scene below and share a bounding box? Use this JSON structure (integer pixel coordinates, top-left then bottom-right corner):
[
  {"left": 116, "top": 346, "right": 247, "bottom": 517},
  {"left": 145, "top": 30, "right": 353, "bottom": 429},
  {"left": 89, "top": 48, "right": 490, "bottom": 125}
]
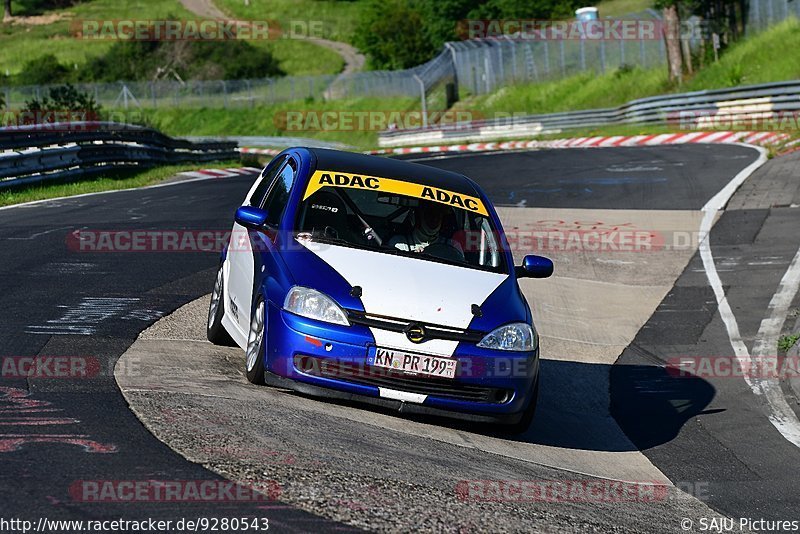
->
[
  {"left": 83, "top": 38, "right": 283, "bottom": 82},
  {"left": 17, "top": 54, "right": 72, "bottom": 85},
  {"left": 23, "top": 83, "right": 101, "bottom": 114}
]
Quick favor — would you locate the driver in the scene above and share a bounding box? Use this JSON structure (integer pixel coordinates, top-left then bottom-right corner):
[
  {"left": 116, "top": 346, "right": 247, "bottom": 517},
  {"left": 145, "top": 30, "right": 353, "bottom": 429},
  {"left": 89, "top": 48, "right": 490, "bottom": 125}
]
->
[{"left": 387, "top": 200, "right": 464, "bottom": 258}]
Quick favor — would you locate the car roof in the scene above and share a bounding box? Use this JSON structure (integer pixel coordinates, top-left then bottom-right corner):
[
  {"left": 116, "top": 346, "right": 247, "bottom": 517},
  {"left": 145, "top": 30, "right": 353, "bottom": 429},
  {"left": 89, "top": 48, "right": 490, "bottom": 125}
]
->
[{"left": 305, "top": 147, "right": 481, "bottom": 197}]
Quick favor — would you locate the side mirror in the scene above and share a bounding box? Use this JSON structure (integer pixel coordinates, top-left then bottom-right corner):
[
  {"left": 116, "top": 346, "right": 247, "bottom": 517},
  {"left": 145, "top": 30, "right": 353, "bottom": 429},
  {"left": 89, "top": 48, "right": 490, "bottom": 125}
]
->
[
  {"left": 235, "top": 206, "right": 268, "bottom": 230},
  {"left": 516, "top": 255, "right": 553, "bottom": 279}
]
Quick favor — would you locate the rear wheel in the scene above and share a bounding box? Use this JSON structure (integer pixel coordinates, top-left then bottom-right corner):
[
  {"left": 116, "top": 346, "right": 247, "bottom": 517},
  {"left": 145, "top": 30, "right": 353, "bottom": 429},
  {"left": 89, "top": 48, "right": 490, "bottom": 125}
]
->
[
  {"left": 207, "top": 265, "right": 233, "bottom": 345},
  {"left": 245, "top": 298, "right": 267, "bottom": 385}
]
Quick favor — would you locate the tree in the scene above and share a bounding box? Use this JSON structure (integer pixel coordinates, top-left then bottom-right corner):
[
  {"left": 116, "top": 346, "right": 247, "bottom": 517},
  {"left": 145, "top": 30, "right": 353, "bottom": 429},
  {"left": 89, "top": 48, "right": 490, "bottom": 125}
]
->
[
  {"left": 3, "top": 0, "right": 12, "bottom": 21},
  {"left": 658, "top": 0, "right": 684, "bottom": 83},
  {"left": 354, "top": 0, "right": 436, "bottom": 70}
]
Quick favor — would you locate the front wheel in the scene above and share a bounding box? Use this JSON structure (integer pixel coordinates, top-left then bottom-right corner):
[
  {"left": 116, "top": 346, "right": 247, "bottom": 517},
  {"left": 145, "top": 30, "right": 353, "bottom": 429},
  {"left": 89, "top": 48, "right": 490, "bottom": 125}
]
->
[
  {"left": 207, "top": 265, "right": 233, "bottom": 346},
  {"left": 245, "top": 298, "right": 267, "bottom": 385},
  {"left": 501, "top": 376, "right": 539, "bottom": 435}
]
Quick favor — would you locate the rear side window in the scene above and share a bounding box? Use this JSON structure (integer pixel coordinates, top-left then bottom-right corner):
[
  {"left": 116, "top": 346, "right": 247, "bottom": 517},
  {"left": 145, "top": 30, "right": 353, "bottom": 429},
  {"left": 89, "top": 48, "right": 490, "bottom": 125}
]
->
[
  {"left": 249, "top": 156, "right": 287, "bottom": 207},
  {"left": 262, "top": 159, "right": 297, "bottom": 227}
]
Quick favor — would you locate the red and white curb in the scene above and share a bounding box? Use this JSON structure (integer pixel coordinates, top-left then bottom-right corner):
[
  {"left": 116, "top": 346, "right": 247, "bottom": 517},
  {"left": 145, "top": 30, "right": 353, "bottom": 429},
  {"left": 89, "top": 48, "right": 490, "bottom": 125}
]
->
[
  {"left": 238, "top": 147, "right": 281, "bottom": 156},
  {"left": 178, "top": 167, "right": 261, "bottom": 179},
  {"left": 364, "top": 131, "right": 793, "bottom": 155},
  {"left": 224, "top": 131, "right": 798, "bottom": 170}
]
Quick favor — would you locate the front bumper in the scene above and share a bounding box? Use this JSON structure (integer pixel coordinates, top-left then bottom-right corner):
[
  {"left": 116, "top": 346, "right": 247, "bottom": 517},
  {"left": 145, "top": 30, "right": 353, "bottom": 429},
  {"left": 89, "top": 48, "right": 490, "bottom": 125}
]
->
[{"left": 265, "top": 304, "right": 539, "bottom": 419}]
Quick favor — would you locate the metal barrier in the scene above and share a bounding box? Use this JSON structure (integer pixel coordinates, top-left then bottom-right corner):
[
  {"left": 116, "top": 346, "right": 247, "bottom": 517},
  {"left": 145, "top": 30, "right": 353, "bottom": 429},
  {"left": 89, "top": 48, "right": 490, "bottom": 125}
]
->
[
  {"left": 378, "top": 79, "right": 800, "bottom": 146},
  {"left": 0, "top": 122, "right": 238, "bottom": 189}
]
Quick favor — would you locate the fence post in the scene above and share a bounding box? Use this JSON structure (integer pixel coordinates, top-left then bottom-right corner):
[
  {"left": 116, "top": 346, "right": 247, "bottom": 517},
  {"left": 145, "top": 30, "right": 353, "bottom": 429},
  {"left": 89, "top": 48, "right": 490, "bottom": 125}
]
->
[
  {"left": 412, "top": 74, "right": 427, "bottom": 128},
  {"left": 543, "top": 41, "right": 550, "bottom": 77},
  {"left": 559, "top": 40, "right": 566, "bottom": 76},
  {"left": 509, "top": 40, "right": 517, "bottom": 83},
  {"left": 497, "top": 45, "right": 505, "bottom": 86},
  {"left": 579, "top": 38, "right": 586, "bottom": 70},
  {"left": 600, "top": 40, "right": 607, "bottom": 73},
  {"left": 640, "top": 37, "right": 646, "bottom": 67},
  {"left": 484, "top": 48, "right": 492, "bottom": 93},
  {"left": 151, "top": 82, "right": 156, "bottom": 108},
  {"left": 747, "top": 0, "right": 761, "bottom": 30}
]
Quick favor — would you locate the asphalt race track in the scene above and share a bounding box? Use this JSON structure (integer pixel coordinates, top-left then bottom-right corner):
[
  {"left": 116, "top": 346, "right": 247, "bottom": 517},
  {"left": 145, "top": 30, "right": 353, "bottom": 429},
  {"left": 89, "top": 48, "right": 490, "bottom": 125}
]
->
[{"left": 2, "top": 143, "right": 800, "bottom": 532}]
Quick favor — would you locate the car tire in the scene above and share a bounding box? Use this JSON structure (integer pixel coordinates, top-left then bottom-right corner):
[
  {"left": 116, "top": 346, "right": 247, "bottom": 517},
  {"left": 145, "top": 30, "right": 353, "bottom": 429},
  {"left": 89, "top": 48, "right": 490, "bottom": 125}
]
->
[
  {"left": 207, "top": 265, "right": 234, "bottom": 346},
  {"left": 501, "top": 375, "right": 539, "bottom": 434},
  {"left": 245, "top": 298, "right": 267, "bottom": 385}
]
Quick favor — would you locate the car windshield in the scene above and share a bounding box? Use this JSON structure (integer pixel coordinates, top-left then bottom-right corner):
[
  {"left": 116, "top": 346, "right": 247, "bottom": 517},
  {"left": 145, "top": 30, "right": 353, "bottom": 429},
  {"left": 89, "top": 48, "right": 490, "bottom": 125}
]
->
[{"left": 294, "top": 178, "right": 507, "bottom": 274}]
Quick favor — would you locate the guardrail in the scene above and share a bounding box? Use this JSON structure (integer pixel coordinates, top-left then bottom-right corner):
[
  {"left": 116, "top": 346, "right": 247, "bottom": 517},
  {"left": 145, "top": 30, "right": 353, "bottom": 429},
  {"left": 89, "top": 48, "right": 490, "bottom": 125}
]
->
[
  {"left": 0, "top": 122, "right": 238, "bottom": 189},
  {"left": 378, "top": 79, "right": 800, "bottom": 147}
]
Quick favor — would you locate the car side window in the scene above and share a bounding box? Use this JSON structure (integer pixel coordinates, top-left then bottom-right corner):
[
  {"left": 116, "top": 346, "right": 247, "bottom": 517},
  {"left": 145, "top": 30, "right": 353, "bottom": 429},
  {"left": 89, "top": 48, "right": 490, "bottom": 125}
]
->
[
  {"left": 249, "top": 156, "right": 287, "bottom": 207},
  {"left": 262, "top": 158, "right": 297, "bottom": 227}
]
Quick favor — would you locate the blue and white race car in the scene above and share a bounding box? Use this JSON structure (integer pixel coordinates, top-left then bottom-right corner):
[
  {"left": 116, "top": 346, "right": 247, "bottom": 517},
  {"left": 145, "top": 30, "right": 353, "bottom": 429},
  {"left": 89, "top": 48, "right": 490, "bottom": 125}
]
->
[{"left": 207, "top": 148, "right": 553, "bottom": 431}]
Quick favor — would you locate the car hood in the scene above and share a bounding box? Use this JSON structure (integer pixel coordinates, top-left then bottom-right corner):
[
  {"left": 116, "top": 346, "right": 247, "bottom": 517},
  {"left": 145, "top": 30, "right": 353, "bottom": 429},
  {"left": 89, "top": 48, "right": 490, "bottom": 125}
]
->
[{"left": 297, "top": 239, "right": 508, "bottom": 355}]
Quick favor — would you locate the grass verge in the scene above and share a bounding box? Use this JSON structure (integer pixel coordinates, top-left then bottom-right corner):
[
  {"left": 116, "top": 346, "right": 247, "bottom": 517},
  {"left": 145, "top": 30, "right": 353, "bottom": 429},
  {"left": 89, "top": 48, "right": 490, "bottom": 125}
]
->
[
  {"left": 147, "top": 96, "right": 419, "bottom": 150},
  {"left": 214, "top": 0, "right": 365, "bottom": 43},
  {"left": 779, "top": 334, "right": 800, "bottom": 353},
  {"left": 0, "top": 162, "right": 239, "bottom": 207}
]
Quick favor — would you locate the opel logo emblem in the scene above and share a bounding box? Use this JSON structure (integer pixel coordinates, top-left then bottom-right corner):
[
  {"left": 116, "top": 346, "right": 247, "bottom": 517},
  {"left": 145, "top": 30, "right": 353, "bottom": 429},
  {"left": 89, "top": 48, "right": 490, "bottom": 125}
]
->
[{"left": 405, "top": 323, "right": 426, "bottom": 343}]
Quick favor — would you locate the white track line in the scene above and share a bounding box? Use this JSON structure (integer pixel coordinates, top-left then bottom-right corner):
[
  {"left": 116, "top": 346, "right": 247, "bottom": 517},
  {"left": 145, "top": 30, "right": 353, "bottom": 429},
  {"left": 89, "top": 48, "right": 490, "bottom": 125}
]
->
[
  {"left": 750, "top": 247, "right": 800, "bottom": 445},
  {"left": 699, "top": 144, "right": 800, "bottom": 447}
]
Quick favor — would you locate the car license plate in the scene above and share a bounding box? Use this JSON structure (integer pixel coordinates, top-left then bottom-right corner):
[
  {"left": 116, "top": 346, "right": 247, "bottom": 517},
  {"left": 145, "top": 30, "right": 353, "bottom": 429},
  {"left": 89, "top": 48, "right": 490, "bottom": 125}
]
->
[{"left": 372, "top": 347, "right": 457, "bottom": 379}]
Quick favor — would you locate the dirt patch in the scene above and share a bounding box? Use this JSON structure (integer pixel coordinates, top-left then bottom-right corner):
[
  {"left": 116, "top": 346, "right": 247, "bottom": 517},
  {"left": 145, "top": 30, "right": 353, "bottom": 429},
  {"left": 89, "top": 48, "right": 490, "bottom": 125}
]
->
[{"left": 7, "top": 12, "right": 72, "bottom": 25}]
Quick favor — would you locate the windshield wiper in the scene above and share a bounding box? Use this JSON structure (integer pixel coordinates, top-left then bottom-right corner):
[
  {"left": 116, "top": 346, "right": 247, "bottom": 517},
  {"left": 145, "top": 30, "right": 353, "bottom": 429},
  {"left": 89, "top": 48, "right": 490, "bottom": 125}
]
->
[{"left": 296, "top": 233, "right": 370, "bottom": 251}]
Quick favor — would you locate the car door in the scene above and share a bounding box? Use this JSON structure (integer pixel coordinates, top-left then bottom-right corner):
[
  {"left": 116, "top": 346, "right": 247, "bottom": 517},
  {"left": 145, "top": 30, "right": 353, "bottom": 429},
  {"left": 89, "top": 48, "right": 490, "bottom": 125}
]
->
[
  {"left": 224, "top": 156, "right": 287, "bottom": 345},
  {"left": 225, "top": 156, "right": 297, "bottom": 344}
]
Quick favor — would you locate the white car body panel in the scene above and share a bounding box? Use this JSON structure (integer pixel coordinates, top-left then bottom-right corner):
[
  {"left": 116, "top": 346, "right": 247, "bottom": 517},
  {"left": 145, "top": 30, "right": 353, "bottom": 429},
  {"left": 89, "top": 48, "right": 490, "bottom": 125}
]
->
[{"left": 223, "top": 169, "right": 270, "bottom": 350}]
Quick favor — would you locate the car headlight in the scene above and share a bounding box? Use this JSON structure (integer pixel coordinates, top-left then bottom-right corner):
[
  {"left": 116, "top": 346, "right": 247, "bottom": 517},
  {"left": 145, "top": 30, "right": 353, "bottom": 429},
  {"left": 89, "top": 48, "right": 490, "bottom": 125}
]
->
[
  {"left": 283, "top": 286, "right": 349, "bottom": 326},
  {"left": 477, "top": 322, "right": 537, "bottom": 351}
]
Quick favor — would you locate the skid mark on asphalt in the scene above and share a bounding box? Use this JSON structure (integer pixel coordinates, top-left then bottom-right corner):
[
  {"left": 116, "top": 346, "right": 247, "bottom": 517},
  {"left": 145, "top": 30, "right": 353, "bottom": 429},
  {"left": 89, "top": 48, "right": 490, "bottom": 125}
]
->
[
  {"left": 0, "top": 387, "right": 117, "bottom": 453},
  {"left": 496, "top": 207, "right": 706, "bottom": 364},
  {"left": 25, "top": 297, "right": 163, "bottom": 335}
]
